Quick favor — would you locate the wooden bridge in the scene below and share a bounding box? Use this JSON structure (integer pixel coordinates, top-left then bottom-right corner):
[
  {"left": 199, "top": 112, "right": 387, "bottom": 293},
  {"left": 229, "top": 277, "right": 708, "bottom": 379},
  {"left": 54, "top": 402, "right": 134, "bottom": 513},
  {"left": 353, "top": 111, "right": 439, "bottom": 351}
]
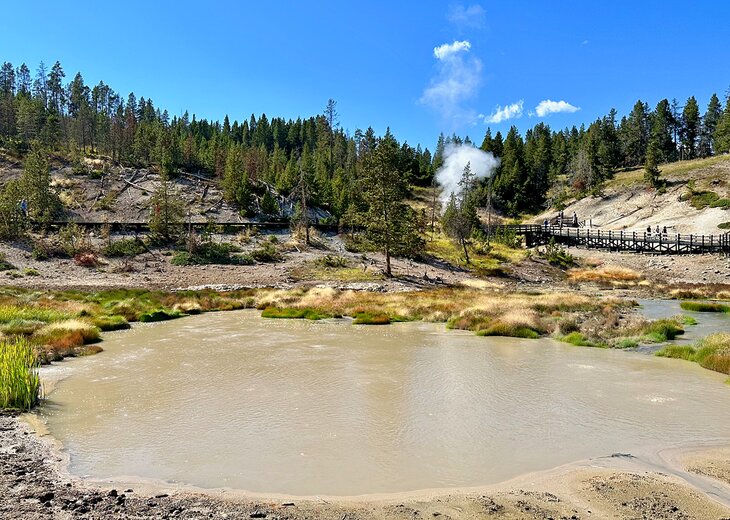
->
[
  {"left": 46, "top": 220, "right": 339, "bottom": 233},
  {"left": 491, "top": 225, "right": 730, "bottom": 255}
]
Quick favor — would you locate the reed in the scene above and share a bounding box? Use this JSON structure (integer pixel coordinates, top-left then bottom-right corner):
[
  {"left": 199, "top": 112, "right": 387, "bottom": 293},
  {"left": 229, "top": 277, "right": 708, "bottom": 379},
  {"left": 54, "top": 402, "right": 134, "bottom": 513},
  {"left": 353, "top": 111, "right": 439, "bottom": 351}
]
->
[
  {"left": 0, "top": 338, "right": 41, "bottom": 410},
  {"left": 679, "top": 301, "right": 730, "bottom": 313},
  {"left": 656, "top": 333, "right": 730, "bottom": 376}
]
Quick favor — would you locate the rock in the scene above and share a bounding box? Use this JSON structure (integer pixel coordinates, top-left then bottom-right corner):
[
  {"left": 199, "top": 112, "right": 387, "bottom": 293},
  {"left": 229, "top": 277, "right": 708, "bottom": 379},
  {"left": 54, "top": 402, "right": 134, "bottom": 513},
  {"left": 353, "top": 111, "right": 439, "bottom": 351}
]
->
[
  {"left": 250, "top": 512, "right": 267, "bottom": 518},
  {"left": 107, "top": 489, "right": 118, "bottom": 497},
  {"left": 37, "top": 491, "right": 54, "bottom": 503}
]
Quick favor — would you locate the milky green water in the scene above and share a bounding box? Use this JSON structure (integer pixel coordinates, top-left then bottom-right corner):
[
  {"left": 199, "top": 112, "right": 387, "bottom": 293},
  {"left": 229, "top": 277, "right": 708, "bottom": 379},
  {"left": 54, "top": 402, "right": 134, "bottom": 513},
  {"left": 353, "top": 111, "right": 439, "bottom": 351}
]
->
[{"left": 40, "top": 307, "right": 730, "bottom": 495}]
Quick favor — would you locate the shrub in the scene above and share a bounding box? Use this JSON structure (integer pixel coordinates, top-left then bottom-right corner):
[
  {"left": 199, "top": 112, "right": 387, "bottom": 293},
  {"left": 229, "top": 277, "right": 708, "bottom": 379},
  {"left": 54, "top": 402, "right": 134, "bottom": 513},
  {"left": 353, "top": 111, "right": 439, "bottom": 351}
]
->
[
  {"left": 171, "top": 242, "right": 243, "bottom": 266},
  {"left": 0, "top": 338, "right": 41, "bottom": 410},
  {"left": 23, "top": 268, "right": 40, "bottom": 276},
  {"left": 540, "top": 238, "right": 576, "bottom": 269},
  {"left": 103, "top": 238, "right": 146, "bottom": 258},
  {"left": 315, "top": 255, "right": 349, "bottom": 268},
  {"left": 251, "top": 241, "right": 283, "bottom": 263},
  {"left": 0, "top": 254, "right": 15, "bottom": 271},
  {"left": 719, "top": 222, "right": 730, "bottom": 230},
  {"left": 74, "top": 252, "right": 101, "bottom": 267}
]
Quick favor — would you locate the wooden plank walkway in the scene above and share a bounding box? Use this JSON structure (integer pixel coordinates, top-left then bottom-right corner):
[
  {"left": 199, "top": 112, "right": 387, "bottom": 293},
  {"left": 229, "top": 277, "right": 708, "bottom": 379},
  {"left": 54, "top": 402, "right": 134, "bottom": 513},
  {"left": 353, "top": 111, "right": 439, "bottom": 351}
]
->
[
  {"left": 46, "top": 220, "right": 339, "bottom": 232},
  {"left": 491, "top": 225, "right": 730, "bottom": 255}
]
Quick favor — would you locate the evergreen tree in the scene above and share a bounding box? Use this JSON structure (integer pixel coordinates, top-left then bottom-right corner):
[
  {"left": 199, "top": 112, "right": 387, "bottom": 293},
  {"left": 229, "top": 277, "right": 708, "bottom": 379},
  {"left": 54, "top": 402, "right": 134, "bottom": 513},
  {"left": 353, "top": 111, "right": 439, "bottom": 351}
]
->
[
  {"left": 714, "top": 93, "right": 730, "bottom": 154},
  {"left": 358, "top": 131, "right": 423, "bottom": 276},
  {"left": 441, "top": 162, "right": 479, "bottom": 264},
  {"left": 681, "top": 96, "right": 700, "bottom": 159},
  {"left": 149, "top": 170, "right": 185, "bottom": 243},
  {"left": 698, "top": 93, "right": 722, "bottom": 157},
  {"left": 21, "top": 146, "right": 63, "bottom": 225},
  {"left": 644, "top": 142, "right": 662, "bottom": 188}
]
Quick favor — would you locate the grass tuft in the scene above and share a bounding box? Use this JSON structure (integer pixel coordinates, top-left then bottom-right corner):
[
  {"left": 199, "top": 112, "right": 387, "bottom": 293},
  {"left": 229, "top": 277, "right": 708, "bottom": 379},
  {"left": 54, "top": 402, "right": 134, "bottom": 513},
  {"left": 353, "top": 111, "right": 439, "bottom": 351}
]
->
[
  {"left": 139, "top": 309, "right": 183, "bottom": 322},
  {"left": 680, "top": 301, "right": 730, "bottom": 313},
  {"left": 656, "top": 333, "right": 730, "bottom": 376},
  {"left": 0, "top": 338, "right": 41, "bottom": 410},
  {"left": 261, "top": 307, "right": 331, "bottom": 320}
]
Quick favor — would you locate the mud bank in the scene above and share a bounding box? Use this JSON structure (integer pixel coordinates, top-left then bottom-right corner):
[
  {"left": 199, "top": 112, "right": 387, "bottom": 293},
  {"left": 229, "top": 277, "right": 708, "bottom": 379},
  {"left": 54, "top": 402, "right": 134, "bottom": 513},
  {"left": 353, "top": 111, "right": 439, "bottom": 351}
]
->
[{"left": 2, "top": 413, "right": 730, "bottom": 519}]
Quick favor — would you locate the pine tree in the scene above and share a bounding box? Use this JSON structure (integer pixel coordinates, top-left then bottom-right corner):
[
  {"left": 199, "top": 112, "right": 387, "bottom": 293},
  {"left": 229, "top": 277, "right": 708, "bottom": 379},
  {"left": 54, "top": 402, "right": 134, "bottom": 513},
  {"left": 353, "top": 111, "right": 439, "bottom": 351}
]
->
[
  {"left": 644, "top": 142, "right": 662, "bottom": 188},
  {"left": 359, "top": 131, "right": 423, "bottom": 276},
  {"left": 149, "top": 169, "right": 184, "bottom": 243},
  {"left": 698, "top": 93, "right": 722, "bottom": 157},
  {"left": 21, "top": 146, "right": 63, "bottom": 226},
  {"left": 442, "top": 162, "right": 479, "bottom": 264},
  {"left": 714, "top": 93, "right": 730, "bottom": 154},
  {"left": 681, "top": 96, "right": 700, "bottom": 159}
]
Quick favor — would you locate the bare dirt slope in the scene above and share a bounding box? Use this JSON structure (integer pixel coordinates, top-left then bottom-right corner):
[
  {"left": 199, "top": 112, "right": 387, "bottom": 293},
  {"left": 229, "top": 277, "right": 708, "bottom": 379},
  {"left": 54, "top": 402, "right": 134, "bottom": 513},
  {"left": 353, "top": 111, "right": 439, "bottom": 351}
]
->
[
  {"left": 533, "top": 155, "right": 730, "bottom": 234},
  {"left": 0, "top": 155, "right": 330, "bottom": 224}
]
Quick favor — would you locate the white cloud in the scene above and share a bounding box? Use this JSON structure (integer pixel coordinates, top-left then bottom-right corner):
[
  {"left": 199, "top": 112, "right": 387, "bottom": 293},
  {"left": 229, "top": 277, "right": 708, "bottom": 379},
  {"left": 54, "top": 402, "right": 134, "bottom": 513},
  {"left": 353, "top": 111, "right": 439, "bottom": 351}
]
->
[
  {"left": 481, "top": 100, "right": 524, "bottom": 124},
  {"left": 447, "top": 4, "right": 486, "bottom": 28},
  {"left": 433, "top": 40, "right": 471, "bottom": 60},
  {"left": 581, "top": 40, "right": 589, "bottom": 45},
  {"left": 534, "top": 99, "right": 580, "bottom": 117},
  {"left": 420, "top": 40, "right": 482, "bottom": 125}
]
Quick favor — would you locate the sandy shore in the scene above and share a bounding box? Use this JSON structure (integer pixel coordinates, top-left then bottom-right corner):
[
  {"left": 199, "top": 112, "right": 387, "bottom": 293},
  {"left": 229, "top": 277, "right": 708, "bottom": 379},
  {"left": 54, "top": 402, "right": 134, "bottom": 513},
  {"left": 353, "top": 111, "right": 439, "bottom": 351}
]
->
[{"left": 2, "top": 412, "right": 730, "bottom": 519}]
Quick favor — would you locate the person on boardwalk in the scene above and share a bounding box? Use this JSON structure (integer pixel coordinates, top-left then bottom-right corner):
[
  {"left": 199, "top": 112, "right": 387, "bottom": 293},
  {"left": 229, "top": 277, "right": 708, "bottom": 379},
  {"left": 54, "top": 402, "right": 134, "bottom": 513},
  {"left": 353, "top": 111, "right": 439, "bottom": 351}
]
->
[
  {"left": 662, "top": 226, "right": 668, "bottom": 237},
  {"left": 572, "top": 212, "right": 578, "bottom": 227},
  {"left": 646, "top": 225, "right": 652, "bottom": 235},
  {"left": 655, "top": 225, "right": 660, "bottom": 235}
]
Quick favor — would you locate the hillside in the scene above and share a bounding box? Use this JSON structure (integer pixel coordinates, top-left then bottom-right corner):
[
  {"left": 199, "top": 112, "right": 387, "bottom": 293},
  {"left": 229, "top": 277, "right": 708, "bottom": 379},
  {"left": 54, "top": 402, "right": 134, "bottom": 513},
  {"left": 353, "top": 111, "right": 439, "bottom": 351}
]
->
[
  {"left": 0, "top": 154, "right": 331, "bottom": 224},
  {"left": 533, "top": 155, "right": 730, "bottom": 234}
]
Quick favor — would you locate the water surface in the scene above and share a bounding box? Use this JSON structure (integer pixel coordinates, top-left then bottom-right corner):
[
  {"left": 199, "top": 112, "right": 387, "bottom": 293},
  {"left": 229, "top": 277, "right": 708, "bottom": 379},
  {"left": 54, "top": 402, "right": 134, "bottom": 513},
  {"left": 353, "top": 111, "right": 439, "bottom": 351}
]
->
[{"left": 40, "top": 310, "right": 730, "bottom": 495}]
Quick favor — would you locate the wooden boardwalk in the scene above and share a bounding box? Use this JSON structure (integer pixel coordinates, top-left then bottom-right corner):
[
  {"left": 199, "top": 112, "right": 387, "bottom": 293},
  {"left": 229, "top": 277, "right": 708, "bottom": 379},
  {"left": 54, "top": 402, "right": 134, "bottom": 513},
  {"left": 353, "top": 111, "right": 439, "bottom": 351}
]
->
[{"left": 493, "top": 225, "right": 730, "bottom": 255}]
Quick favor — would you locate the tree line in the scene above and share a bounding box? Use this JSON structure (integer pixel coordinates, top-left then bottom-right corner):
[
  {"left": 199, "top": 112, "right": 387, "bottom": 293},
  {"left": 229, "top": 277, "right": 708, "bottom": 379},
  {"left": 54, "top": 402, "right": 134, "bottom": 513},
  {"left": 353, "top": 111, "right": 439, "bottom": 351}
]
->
[
  {"left": 1, "top": 59, "right": 730, "bottom": 223},
  {"left": 473, "top": 92, "right": 730, "bottom": 214}
]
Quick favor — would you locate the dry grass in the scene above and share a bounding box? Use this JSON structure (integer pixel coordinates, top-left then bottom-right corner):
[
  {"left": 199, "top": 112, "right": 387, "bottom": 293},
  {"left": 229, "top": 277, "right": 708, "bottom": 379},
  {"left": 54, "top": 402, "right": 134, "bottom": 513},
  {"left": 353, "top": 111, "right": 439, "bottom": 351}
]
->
[{"left": 568, "top": 266, "right": 644, "bottom": 284}]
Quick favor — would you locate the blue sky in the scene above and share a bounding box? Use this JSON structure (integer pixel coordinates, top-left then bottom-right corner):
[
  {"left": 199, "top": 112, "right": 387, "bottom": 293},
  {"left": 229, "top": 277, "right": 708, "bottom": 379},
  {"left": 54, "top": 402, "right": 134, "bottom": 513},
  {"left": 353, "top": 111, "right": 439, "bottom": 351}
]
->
[{"left": 2, "top": 1, "right": 729, "bottom": 151}]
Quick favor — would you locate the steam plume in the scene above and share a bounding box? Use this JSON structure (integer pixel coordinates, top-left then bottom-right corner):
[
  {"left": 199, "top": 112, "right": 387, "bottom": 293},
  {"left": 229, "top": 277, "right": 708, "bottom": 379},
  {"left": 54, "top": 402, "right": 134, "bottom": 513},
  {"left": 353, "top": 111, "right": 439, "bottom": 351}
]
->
[{"left": 435, "top": 144, "right": 500, "bottom": 207}]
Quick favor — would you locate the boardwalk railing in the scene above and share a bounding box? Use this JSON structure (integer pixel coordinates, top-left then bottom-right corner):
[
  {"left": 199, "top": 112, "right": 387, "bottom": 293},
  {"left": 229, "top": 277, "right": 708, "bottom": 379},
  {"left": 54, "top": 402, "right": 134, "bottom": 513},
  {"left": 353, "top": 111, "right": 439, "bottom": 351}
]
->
[{"left": 487, "top": 224, "right": 730, "bottom": 255}]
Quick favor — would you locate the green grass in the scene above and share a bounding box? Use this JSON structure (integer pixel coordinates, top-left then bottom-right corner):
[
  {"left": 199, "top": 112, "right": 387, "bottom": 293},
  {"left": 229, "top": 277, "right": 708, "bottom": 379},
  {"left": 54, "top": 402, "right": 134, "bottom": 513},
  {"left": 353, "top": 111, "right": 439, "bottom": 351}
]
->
[
  {"left": 656, "top": 333, "right": 730, "bottom": 379},
  {"left": 680, "top": 301, "right": 730, "bottom": 313},
  {"left": 22, "top": 268, "right": 40, "bottom": 276},
  {"left": 0, "top": 338, "right": 41, "bottom": 410},
  {"left": 719, "top": 222, "right": 730, "bottom": 230},
  {"left": 261, "top": 307, "right": 331, "bottom": 320},
  {"left": 0, "top": 306, "right": 71, "bottom": 324},
  {"left": 642, "top": 319, "right": 684, "bottom": 343},
  {"left": 656, "top": 344, "right": 696, "bottom": 361},
  {"left": 138, "top": 309, "right": 183, "bottom": 322},
  {"left": 425, "top": 234, "right": 521, "bottom": 276},
  {"left": 91, "top": 314, "right": 131, "bottom": 331},
  {"left": 615, "top": 338, "right": 639, "bottom": 349},
  {"left": 560, "top": 332, "right": 605, "bottom": 348},
  {"left": 477, "top": 324, "right": 540, "bottom": 339},
  {"left": 677, "top": 315, "right": 698, "bottom": 326}
]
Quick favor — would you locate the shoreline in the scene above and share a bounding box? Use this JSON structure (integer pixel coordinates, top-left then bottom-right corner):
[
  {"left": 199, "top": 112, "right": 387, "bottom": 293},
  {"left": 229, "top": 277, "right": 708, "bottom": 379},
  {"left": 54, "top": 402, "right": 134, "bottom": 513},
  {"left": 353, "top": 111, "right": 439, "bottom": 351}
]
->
[{"left": 3, "top": 411, "right": 730, "bottom": 518}]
